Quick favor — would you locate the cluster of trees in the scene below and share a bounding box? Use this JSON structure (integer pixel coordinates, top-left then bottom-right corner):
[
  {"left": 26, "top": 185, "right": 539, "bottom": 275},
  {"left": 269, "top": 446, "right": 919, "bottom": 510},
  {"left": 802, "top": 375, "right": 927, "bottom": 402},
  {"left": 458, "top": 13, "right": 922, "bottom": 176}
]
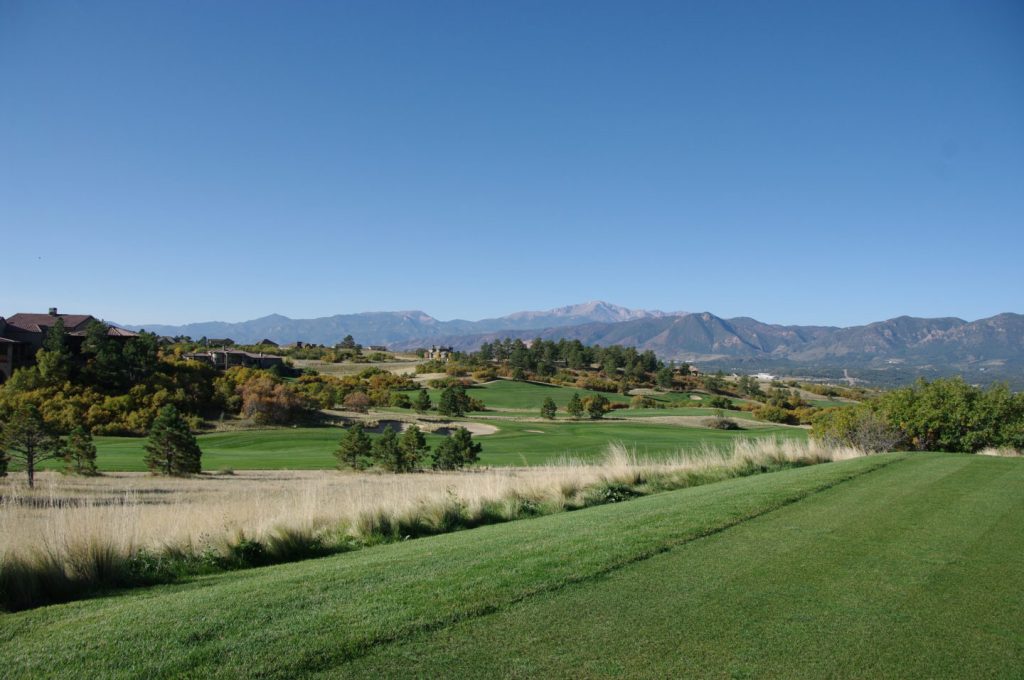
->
[
  {"left": 419, "top": 338, "right": 693, "bottom": 392},
  {"left": 334, "top": 422, "right": 481, "bottom": 472},
  {"left": 0, "top": 404, "right": 96, "bottom": 487},
  {"left": 0, "top": 401, "right": 204, "bottom": 486},
  {"left": 0, "top": 323, "right": 221, "bottom": 436},
  {"left": 547, "top": 393, "right": 610, "bottom": 420},
  {"left": 812, "top": 378, "right": 1024, "bottom": 453}
]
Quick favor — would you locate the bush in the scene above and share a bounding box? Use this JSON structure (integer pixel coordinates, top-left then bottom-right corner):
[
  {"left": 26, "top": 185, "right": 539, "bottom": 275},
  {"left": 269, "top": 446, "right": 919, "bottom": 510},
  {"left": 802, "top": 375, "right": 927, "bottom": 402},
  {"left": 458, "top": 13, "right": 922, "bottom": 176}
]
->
[
  {"left": 707, "top": 395, "right": 735, "bottom": 410},
  {"left": 753, "top": 404, "right": 797, "bottom": 425},
  {"left": 704, "top": 414, "right": 741, "bottom": 430}
]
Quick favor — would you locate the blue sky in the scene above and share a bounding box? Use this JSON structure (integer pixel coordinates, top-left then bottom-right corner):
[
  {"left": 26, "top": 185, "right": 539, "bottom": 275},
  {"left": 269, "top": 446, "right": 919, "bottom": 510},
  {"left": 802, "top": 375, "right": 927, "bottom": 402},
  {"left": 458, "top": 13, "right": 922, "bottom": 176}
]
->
[{"left": 2, "top": 0, "right": 1022, "bottom": 327}]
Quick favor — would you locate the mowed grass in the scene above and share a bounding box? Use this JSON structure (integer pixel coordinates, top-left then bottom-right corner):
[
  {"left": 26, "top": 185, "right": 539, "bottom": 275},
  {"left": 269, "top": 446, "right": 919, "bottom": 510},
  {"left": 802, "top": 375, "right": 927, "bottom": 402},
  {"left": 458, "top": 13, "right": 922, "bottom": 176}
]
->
[
  {"left": 3, "top": 454, "right": 1021, "bottom": 678},
  {"left": 477, "top": 419, "right": 803, "bottom": 465},
  {"left": 420, "top": 378, "right": 632, "bottom": 411},
  {"left": 73, "top": 419, "right": 805, "bottom": 470}
]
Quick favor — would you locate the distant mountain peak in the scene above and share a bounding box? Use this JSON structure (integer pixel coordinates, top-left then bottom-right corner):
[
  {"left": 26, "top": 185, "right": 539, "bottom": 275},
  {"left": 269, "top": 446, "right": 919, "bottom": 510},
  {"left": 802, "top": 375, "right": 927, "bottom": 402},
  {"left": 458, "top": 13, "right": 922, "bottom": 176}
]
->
[{"left": 499, "top": 300, "right": 677, "bottom": 324}]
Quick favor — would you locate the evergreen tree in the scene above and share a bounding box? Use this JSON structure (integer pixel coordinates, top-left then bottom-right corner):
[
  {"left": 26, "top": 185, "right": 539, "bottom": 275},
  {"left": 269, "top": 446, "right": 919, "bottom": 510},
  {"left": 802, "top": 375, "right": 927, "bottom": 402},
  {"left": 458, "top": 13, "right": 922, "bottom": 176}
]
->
[
  {"left": 335, "top": 421, "right": 373, "bottom": 470},
  {"left": 566, "top": 393, "right": 584, "bottom": 420},
  {"left": 656, "top": 367, "right": 674, "bottom": 389},
  {"left": 431, "top": 427, "right": 482, "bottom": 470},
  {"left": 64, "top": 425, "right": 98, "bottom": 476},
  {"left": 413, "top": 388, "right": 432, "bottom": 414},
  {"left": 82, "top": 320, "right": 124, "bottom": 388},
  {"left": 371, "top": 425, "right": 401, "bottom": 471},
  {"left": 144, "top": 405, "right": 202, "bottom": 475},
  {"left": 1, "top": 404, "right": 65, "bottom": 488},
  {"left": 36, "top": 317, "right": 73, "bottom": 386},
  {"left": 588, "top": 393, "right": 610, "bottom": 420},
  {"left": 397, "top": 425, "right": 429, "bottom": 472},
  {"left": 438, "top": 385, "right": 470, "bottom": 417},
  {"left": 540, "top": 397, "right": 557, "bottom": 420}
]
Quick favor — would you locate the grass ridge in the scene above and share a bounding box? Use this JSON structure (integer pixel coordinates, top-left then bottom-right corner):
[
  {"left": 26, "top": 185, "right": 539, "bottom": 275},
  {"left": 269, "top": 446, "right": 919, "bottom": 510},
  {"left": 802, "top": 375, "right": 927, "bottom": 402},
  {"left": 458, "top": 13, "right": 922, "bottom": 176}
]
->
[{"left": 317, "top": 455, "right": 904, "bottom": 669}]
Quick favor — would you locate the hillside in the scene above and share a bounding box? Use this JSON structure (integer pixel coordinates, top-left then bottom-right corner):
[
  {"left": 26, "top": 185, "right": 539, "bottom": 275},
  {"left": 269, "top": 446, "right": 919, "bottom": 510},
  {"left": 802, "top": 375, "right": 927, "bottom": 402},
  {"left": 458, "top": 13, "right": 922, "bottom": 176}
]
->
[
  {"left": 410, "top": 311, "right": 1024, "bottom": 386},
  {"left": 2, "top": 454, "right": 1021, "bottom": 678},
  {"left": 123, "top": 303, "right": 1024, "bottom": 386}
]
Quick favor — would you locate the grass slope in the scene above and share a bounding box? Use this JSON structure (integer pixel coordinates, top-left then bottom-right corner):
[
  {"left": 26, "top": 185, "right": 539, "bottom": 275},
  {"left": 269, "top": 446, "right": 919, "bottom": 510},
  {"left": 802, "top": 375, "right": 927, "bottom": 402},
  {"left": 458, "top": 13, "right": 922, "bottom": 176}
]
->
[
  {"left": 4, "top": 454, "right": 1021, "bottom": 678},
  {"left": 343, "top": 453, "right": 1024, "bottom": 678}
]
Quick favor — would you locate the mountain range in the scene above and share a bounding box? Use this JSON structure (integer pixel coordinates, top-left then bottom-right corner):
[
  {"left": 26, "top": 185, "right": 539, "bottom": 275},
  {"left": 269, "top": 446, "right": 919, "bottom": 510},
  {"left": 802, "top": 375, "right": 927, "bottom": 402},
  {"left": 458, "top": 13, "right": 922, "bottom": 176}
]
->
[{"left": 126, "top": 302, "right": 1024, "bottom": 387}]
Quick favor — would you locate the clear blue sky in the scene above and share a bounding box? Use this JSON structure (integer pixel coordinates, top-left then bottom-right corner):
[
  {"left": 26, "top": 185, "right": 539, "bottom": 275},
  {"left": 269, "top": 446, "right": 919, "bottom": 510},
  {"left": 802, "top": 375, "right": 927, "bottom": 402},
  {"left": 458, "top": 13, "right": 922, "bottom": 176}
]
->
[{"left": 2, "top": 0, "right": 1022, "bottom": 327}]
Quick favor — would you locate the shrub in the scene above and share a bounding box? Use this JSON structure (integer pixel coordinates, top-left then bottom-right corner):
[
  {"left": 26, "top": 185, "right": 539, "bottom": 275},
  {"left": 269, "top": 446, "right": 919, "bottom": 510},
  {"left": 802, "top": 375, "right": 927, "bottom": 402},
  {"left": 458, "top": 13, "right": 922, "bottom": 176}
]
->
[
  {"left": 704, "top": 414, "right": 741, "bottom": 430},
  {"left": 707, "top": 395, "right": 735, "bottom": 410}
]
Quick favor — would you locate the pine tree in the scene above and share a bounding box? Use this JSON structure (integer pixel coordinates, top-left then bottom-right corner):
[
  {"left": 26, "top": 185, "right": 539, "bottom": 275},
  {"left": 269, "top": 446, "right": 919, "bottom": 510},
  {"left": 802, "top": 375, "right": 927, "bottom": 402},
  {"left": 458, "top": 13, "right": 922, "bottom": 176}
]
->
[
  {"left": 413, "top": 389, "right": 432, "bottom": 414},
  {"left": 397, "top": 425, "right": 429, "bottom": 472},
  {"left": 540, "top": 397, "right": 557, "bottom": 420},
  {"left": 431, "top": 427, "right": 481, "bottom": 470},
  {"left": 64, "top": 425, "right": 98, "bottom": 476},
  {"left": 438, "top": 385, "right": 469, "bottom": 417},
  {"left": 1, "top": 404, "right": 65, "bottom": 487},
  {"left": 588, "top": 393, "right": 610, "bottom": 420},
  {"left": 144, "top": 405, "right": 202, "bottom": 475},
  {"left": 36, "top": 317, "right": 73, "bottom": 386},
  {"left": 372, "top": 425, "right": 401, "bottom": 471},
  {"left": 335, "top": 421, "right": 372, "bottom": 470},
  {"left": 567, "top": 393, "right": 584, "bottom": 420}
]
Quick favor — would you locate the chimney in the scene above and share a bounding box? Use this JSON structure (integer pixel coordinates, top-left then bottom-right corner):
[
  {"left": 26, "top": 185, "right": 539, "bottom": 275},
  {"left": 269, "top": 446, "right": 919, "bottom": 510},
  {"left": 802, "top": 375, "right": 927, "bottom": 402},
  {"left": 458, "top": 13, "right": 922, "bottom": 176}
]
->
[{"left": 49, "top": 307, "right": 58, "bottom": 316}]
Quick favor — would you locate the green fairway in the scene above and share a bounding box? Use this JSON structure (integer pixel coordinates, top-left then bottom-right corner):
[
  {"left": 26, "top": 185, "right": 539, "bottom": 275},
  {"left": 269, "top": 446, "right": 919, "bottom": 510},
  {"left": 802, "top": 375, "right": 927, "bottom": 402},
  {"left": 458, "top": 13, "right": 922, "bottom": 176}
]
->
[
  {"left": 74, "top": 428, "right": 445, "bottom": 471},
  {"left": 418, "top": 379, "right": 632, "bottom": 411},
  {"left": 4, "top": 454, "right": 1021, "bottom": 678},
  {"left": 78, "top": 418, "right": 804, "bottom": 470},
  {"left": 475, "top": 418, "right": 803, "bottom": 465},
  {"left": 341, "top": 453, "right": 1024, "bottom": 678}
]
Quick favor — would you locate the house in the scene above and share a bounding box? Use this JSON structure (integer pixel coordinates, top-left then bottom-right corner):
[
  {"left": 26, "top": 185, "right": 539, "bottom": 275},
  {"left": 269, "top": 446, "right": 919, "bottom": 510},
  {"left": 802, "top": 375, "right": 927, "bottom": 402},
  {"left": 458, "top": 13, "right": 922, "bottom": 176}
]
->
[
  {"left": 204, "top": 338, "right": 235, "bottom": 347},
  {"left": 184, "top": 348, "right": 286, "bottom": 371},
  {"left": 425, "top": 345, "right": 454, "bottom": 362},
  {"left": 256, "top": 338, "right": 279, "bottom": 347},
  {"left": 0, "top": 308, "right": 138, "bottom": 382},
  {"left": 367, "top": 345, "right": 388, "bottom": 352}
]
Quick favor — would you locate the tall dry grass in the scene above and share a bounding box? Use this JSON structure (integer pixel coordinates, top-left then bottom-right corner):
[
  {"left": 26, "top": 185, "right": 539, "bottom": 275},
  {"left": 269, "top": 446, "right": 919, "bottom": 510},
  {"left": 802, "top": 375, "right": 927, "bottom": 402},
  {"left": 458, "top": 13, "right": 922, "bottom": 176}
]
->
[{"left": 0, "top": 437, "right": 865, "bottom": 610}]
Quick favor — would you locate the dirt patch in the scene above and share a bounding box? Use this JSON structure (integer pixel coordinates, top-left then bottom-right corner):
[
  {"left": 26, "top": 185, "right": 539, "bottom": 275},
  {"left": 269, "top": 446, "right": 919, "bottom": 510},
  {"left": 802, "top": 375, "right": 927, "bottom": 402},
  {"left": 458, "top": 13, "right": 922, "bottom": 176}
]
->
[{"left": 524, "top": 429, "right": 545, "bottom": 434}]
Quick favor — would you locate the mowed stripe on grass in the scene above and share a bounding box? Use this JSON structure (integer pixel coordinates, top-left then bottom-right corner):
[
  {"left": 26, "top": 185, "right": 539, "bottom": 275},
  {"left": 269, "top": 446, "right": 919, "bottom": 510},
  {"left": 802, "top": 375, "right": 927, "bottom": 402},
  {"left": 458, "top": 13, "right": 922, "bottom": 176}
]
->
[
  {"left": 5, "top": 454, "right": 1019, "bottom": 678},
  {"left": 1, "top": 455, "right": 897, "bottom": 678},
  {"left": 342, "top": 453, "right": 1024, "bottom": 678}
]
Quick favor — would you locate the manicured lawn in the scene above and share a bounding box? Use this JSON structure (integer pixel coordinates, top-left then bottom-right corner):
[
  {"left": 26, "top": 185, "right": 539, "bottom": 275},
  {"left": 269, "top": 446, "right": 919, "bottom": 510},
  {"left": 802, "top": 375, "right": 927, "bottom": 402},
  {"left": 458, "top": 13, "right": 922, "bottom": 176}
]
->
[
  {"left": 3, "top": 454, "right": 1021, "bottom": 678},
  {"left": 476, "top": 418, "right": 804, "bottom": 465},
  {"left": 615, "top": 406, "right": 758, "bottom": 419},
  {"left": 418, "top": 378, "right": 631, "bottom": 411},
  {"left": 413, "top": 379, "right": 750, "bottom": 414},
  {"left": 77, "top": 419, "right": 805, "bottom": 470},
  {"left": 71, "top": 428, "right": 444, "bottom": 472}
]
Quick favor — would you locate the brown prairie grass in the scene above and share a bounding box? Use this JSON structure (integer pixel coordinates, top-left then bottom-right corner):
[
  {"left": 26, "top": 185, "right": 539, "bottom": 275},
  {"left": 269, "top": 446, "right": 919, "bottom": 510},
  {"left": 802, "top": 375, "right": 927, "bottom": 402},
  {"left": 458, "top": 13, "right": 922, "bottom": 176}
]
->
[{"left": 0, "top": 438, "right": 865, "bottom": 610}]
